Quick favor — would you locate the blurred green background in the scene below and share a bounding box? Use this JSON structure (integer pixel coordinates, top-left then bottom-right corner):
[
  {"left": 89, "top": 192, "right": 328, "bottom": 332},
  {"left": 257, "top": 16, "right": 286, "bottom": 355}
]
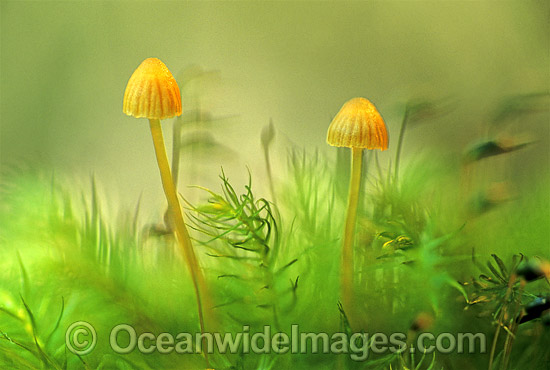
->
[
  {"left": 1, "top": 0, "right": 548, "bottom": 213},
  {"left": 1, "top": 2, "right": 549, "bottom": 369}
]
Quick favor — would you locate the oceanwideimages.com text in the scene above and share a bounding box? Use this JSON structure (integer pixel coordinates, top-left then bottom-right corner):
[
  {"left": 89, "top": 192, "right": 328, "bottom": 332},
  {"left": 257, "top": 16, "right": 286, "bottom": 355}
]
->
[{"left": 66, "top": 322, "right": 486, "bottom": 360}]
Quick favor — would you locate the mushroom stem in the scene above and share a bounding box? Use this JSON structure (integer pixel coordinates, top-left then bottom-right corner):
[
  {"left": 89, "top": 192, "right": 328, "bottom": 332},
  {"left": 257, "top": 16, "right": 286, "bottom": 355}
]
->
[
  {"left": 341, "top": 147, "right": 364, "bottom": 311},
  {"left": 148, "top": 118, "right": 210, "bottom": 366}
]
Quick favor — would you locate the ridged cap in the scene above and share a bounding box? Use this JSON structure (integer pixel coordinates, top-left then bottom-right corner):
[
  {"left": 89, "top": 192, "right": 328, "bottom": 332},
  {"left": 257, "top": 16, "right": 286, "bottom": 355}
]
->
[
  {"left": 327, "top": 97, "right": 389, "bottom": 150},
  {"left": 123, "top": 58, "right": 182, "bottom": 119}
]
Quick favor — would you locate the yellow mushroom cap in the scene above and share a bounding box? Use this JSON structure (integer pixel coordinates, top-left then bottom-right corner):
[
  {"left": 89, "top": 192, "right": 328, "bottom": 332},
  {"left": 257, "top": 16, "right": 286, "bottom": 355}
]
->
[
  {"left": 327, "top": 97, "right": 389, "bottom": 150},
  {"left": 123, "top": 58, "right": 182, "bottom": 119}
]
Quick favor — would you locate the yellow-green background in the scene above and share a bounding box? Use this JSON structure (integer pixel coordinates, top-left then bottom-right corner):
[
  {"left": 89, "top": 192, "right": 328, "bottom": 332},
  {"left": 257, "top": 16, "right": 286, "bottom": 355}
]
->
[{"left": 1, "top": 1, "right": 548, "bottom": 213}]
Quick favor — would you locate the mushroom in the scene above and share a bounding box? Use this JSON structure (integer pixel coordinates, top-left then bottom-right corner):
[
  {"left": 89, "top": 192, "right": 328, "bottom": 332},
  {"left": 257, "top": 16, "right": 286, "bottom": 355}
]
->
[
  {"left": 123, "top": 58, "right": 211, "bottom": 364},
  {"left": 327, "top": 97, "right": 389, "bottom": 311}
]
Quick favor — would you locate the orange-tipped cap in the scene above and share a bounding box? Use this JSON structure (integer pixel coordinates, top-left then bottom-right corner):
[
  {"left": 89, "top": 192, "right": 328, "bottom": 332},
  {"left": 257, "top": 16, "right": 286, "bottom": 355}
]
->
[
  {"left": 123, "top": 58, "right": 182, "bottom": 119},
  {"left": 327, "top": 97, "right": 389, "bottom": 150}
]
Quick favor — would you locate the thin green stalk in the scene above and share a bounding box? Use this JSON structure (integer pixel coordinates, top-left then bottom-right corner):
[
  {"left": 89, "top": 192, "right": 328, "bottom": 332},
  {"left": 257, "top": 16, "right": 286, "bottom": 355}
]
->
[
  {"left": 261, "top": 119, "right": 277, "bottom": 203},
  {"left": 488, "top": 321, "right": 502, "bottom": 370},
  {"left": 341, "top": 147, "right": 363, "bottom": 312},
  {"left": 394, "top": 108, "right": 410, "bottom": 182},
  {"left": 263, "top": 146, "right": 276, "bottom": 204},
  {"left": 501, "top": 280, "right": 525, "bottom": 370},
  {"left": 488, "top": 274, "right": 516, "bottom": 370},
  {"left": 148, "top": 119, "right": 211, "bottom": 368}
]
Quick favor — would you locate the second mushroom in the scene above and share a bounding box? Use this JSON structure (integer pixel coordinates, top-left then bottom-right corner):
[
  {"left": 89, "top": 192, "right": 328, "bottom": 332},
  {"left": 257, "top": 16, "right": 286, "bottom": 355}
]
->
[{"left": 326, "top": 97, "right": 389, "bottom": 312}]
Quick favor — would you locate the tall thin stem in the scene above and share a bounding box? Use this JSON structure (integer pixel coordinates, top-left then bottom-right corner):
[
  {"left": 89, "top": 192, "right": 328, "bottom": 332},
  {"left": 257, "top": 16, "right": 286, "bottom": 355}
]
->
[
  {"left": 148, "top": 119, "right": 210, "bottom": 367},
  {"left": 394, "top": 108, "right": 410, "bottom": 182},
  {"left": 501, "top": 280, "right": 525, "bottom": 370},
  {"left": 261, "top": 119, "right": 277, "bottom": 203},
  {"left": 263, "top": 146, "right": 277, "bottom": 204},
  {"left": 341, "top": 147, "right": 364, "bottom": 313},
  {"left": 488, "top": 274, "right": 516, "bottom": 370}
]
